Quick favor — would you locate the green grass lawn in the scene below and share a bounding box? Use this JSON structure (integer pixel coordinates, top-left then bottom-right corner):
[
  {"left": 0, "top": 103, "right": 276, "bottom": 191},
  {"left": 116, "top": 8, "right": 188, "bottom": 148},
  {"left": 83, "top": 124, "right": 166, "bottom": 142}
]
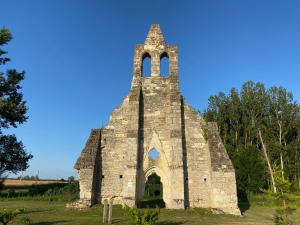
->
[{"left": 0, "top": 200, "right": 299, "bottom": 225}]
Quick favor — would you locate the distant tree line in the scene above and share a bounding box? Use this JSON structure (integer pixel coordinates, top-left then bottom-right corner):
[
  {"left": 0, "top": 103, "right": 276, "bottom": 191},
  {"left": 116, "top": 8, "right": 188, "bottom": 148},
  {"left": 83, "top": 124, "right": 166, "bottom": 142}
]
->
[
  {"left": 204, "top": 81, "right": 300, "bottom": 194},
  {"left": 17, "top": 175, "right": 39, "bottom": 180}
]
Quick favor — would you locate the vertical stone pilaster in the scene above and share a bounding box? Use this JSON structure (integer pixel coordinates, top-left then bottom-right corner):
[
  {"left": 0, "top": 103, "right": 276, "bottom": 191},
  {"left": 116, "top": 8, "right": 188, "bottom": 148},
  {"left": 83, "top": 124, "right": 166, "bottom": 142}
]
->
[{"left": 151, "top": 53, "right": 160, "bottom": 77}]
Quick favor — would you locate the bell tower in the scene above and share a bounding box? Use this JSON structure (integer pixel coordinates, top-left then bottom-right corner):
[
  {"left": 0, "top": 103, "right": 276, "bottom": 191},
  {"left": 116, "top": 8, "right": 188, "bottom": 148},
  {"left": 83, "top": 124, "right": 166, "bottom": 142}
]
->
[
  {"left": 130, "top": 24, "right": 186, "bottom": 209},
  {"left": 131, "top": 24, "right": 179, "bottom": 85}
]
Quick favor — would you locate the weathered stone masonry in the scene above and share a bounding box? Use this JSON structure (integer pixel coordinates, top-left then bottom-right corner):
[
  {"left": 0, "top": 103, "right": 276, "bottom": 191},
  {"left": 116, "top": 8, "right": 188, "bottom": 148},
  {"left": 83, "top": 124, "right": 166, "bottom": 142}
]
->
[{"left": 74, "top": 24, "right": 240, "bottom": 215}]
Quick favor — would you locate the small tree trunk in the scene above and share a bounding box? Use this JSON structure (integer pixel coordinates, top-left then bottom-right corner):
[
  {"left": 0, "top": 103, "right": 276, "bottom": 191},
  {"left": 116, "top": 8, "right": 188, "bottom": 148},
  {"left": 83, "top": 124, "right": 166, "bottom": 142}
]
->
[
  {"left": 278, "top": 121, "right": 284, "bottom": 179},
  {"left": 258, "top": 129, "right": 277, "bottom": 193},
  {"left": 280, "top": 152, "right": 284, "bottom": 178}
]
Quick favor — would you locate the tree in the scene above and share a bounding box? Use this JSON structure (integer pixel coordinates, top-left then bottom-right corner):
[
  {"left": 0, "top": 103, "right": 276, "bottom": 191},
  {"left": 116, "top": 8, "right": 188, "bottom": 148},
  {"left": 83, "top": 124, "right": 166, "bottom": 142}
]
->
[
  {"left": 68, "top": 176, "right": 75, "bottom": 183},
  {"left": 204, "top": 81, "right": 300, "bottom": 194},
  {"left": 268, "top": 87, "right": 299, "bottom": 179},
  {"left": 272, "top": 165, "right": 296, "bottom": 225},
  {"left": 0, "top": 27, "right": 32, "bottom": 177},
  {"left": 228, "top": 88, "right": 242, "bottom": 147},
  {"left": 240, "top": 81, "right": 277, "bottom": 192}
]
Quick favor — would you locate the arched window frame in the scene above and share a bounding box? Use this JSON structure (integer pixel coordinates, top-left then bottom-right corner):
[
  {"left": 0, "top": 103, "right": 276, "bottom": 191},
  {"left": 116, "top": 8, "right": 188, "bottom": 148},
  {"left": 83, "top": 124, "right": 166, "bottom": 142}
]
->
[
  {"left": 160, "top": 52, "right": 170, "bottom": 77},
  {"left": 141, "top": 52, "right": 151, "bottom": 77}
]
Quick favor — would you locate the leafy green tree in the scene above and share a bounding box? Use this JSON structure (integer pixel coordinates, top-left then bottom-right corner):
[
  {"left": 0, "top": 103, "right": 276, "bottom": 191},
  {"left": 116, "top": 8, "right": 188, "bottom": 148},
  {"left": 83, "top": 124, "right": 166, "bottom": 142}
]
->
[
  {"left": 272, "top": 165, "right": 296, "bottom": 225},
  {"left": 68, "top": 176, "right": 75, "bottom": 183},
  {"left": 240, "top": 81, "right": 268, "bottom": 145},
  {"left": 234, "top": 145, "right": 267, "bottom": 193},
  {"left": 268, "top": 87, "right": 299, "bottom": 179},
  {"left": 0, "top": 27, "right": 32, "bottom": 177},
  {"left": 204, "top": 81, "right": 300, "bottom": 194},
  {"left": 228, "top": 88, "right": 242, "bottom": 147},
  {"left": 206, "top": 92, "right": 230, "bottom": 143}
]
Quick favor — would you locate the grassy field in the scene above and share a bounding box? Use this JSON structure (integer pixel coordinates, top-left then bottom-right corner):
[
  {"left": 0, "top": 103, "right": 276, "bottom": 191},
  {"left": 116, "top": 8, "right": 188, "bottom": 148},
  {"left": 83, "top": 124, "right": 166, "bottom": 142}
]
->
[{"left": 0, "top": 200, "right": 299, "bottom": 225}]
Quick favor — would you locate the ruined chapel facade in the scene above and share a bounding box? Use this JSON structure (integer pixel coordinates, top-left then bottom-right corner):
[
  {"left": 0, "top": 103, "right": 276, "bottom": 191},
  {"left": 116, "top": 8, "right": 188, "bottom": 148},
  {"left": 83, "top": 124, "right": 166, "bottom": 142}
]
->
[{"left": 74, "top": 25, "right": 240, "bottom": 215}]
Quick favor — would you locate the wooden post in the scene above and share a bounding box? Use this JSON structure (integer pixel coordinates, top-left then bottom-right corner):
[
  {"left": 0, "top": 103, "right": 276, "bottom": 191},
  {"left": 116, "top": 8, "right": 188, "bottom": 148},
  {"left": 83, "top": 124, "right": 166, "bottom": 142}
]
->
[
  {"left": 108, "top": 198, "right": 113, "bottom": 224},
  {"left": 102, "top": 199, "right": 108, "bottom": 224}
]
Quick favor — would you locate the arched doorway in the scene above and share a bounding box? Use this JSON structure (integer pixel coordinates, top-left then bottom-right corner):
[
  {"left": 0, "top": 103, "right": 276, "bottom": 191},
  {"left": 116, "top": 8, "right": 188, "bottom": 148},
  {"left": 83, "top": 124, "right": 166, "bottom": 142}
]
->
[{"left": 139, "top": 172, "right": 166, "bottom": 208}]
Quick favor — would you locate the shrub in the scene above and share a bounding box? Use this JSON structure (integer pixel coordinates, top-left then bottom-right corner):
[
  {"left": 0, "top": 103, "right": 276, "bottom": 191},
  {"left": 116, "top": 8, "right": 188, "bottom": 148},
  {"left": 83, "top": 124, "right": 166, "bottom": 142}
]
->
[
  {"left": 0, "top": 208, "right": 24, "bottom": 225},
  {"left": 0, "top": 181, "right": 79, "bottom": 202},
  {"left": 124, "top": 205, "right": 160, "bottom": 225},
  {"left": 272, "top": 166, "right": 296, "bottom": 225}
]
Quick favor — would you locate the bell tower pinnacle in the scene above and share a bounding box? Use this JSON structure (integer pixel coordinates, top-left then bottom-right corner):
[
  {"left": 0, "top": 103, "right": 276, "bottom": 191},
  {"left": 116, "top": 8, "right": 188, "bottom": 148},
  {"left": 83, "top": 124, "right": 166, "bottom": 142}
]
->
[
  {"left": 131, "top": 24, "right": 179, "bottom": 88},
  {"left": 145, "top": 24, "right": 165, "bottom": 47}
]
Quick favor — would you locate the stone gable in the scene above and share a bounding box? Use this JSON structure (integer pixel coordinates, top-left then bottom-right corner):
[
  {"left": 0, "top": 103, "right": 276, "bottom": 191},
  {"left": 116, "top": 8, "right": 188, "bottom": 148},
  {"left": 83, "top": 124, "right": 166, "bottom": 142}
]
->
[{"left": 74, "top": 24, "right": 240, "bottom": 215}]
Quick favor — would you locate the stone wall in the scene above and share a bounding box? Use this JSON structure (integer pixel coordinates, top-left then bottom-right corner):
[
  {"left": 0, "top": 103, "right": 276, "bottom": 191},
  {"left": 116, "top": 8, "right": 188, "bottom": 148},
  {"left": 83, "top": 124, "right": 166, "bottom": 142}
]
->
[
  {"left": 74, "top": 24, "right": 240, "bottom": 215},
  {"left": 207, "top": 122, "right": 240, "bottom": 215},
  {"left": 74, "top": 129, "right": 101, "bottom": 205},
  {"left": 182, "top": 104, "right": 213, "bottom": 208}
]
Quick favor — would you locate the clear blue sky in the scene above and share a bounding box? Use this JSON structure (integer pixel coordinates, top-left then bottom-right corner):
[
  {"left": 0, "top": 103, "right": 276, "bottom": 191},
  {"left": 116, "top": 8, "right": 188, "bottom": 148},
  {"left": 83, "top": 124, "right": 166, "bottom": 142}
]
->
[{"left": 1, "top": 0, "right": 300, "bottom": 179}]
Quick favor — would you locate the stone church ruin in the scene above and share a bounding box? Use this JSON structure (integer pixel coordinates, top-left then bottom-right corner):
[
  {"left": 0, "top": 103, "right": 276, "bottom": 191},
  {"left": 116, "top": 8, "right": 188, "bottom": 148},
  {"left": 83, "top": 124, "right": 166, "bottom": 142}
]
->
[{"left": 74, "top": 24, "right": 240, "bottom": 215}]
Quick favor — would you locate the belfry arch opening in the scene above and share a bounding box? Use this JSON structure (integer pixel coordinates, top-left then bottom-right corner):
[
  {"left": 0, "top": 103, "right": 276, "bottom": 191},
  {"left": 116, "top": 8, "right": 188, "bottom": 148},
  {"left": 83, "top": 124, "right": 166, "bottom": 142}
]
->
[
  {"left": 160, "top": 52, "right": 169, "bottom": 77},
  {"left": 140, "top": 173, "right": 165, "bottom": 208},
  {"left": 142, "top": 52, "right": 151, "bottom": 77}
]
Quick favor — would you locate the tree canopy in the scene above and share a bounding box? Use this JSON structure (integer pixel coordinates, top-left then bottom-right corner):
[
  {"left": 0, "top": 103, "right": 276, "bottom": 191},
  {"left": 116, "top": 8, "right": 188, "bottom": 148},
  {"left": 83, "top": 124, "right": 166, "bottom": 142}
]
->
[
  {"left": 0, "top": 27, "right": 32, "bottom": 177},
  {"left": 204, "top": 81, "right": 300, "bottom": 194}
]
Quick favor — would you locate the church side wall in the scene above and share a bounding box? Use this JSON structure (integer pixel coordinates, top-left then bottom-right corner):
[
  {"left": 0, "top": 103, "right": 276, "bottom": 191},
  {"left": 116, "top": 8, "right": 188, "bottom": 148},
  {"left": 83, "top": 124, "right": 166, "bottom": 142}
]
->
[
  {"left": 207, "top": 122, "right": 240, "bottom": 215},
  {"left": 183, "top": 103, "right": 213, "bottom": 208},
  {"left": 211, "top": 171, "right": 240, "bottom": 214},
  {"left": 74, "top": 129, "right": 102, "bottom": 206},
  {"left": 78, "top": 169, "right": 95, "bottom": 204},
  {"left": 99, "top": 84, "right": 143, "bottom": 207},
  {"left": 100, "top": 95, "right": 138, "bottom": 206}
]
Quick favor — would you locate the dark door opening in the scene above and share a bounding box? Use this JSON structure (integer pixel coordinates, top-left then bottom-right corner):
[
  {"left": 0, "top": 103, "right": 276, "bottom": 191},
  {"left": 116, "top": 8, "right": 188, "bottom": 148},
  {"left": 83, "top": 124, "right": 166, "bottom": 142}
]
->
[{"left": 139, "top": 173, "right": 165, "bottom": 208}]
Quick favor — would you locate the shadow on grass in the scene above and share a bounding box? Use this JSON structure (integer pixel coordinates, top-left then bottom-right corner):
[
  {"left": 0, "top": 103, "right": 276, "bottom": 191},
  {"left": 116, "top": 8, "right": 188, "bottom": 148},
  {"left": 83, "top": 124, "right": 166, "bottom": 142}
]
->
[
  {"left": 112, "top": 219, "right": 130, "bottom": 224},
  {"left": 239, "top": 202, "right": 250, "bottom": 214},
  {"left": 157, "top": 221, "right": 186, "bottom": 225},
  {"left": 24, "top": 209, "right": 52, "bottom": 214},
  {"left": 138, "top": 199, "right": 165, "bottom": 208},
  {"left": 237, "top": 189, "right": 250, "bottom": 214},
  {"left": 33, "top": 221, "right": 70, "bottom": 225}
]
